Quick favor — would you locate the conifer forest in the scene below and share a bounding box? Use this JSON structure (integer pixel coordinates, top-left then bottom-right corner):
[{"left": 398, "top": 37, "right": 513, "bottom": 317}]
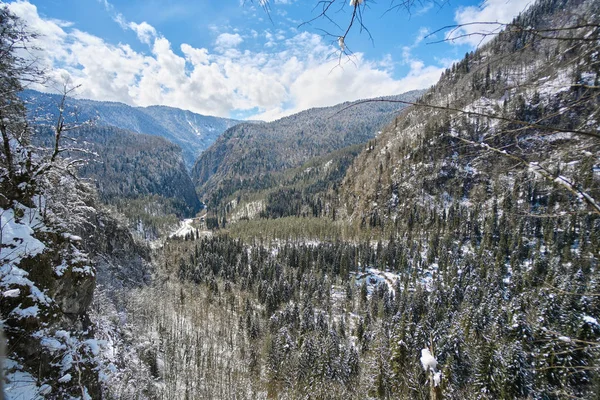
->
[{"left": 1, "top": 0, "right": 599, "bottom": 398}]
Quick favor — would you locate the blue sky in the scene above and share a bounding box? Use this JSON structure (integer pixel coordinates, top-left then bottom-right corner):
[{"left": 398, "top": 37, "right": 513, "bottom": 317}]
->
[{"left": 6, "top": 0, "right": 532, "bottom": 120}]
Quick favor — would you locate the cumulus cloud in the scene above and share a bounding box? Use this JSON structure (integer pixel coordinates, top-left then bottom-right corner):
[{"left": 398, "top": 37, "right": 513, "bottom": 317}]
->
[
  {"left": 215, "top": 33, "right": 244, "bottom": 49},
  {"left": 451, "top": 0, "right": 533, "bottom": 47},
  {"left": 8, "top": 1, "right": 448, "bottom": 121},
  {"left": 129, "top": 21, "right": 157, "bottom": 45}
]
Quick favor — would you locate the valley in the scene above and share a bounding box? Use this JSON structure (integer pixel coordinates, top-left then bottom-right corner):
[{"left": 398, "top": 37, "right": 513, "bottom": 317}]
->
[{"left": 1, "top": 0, "right": 599, "bottom": 398}]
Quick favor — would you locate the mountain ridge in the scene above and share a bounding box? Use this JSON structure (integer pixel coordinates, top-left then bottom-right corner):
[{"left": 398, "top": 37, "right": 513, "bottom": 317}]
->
[
  {"left": 191, "top": 90, "right": 426, "bottom": 217},
  {"left": 21, "top": 89, "right": 241, "bottom": 168}
]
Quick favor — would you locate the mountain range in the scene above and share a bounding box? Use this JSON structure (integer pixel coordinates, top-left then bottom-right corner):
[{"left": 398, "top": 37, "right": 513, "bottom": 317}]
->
[{"left": 21, "top": 90, "right": 240, "bottom": 168}]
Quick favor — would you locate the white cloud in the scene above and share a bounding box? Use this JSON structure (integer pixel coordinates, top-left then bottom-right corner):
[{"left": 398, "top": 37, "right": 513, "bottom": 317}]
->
[
  {"left": 451, "top": 0, "right": 533, "bottom": 47},
  {"left": 129, "top": 21, "right": 157, "bottom": 45},
  {"left": 8, "top": 1, "right": 448, "bottom": 121},
  {"left": 215, "top": 33, "right": 244, "bottom": 49}
]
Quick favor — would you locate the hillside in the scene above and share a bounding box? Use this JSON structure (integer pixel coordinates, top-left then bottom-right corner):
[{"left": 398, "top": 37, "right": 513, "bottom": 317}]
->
[
  {"left": 340, "top": 0, "right": 599, "bottom": 228},
  {"left": 324, "top": 0, "right": 600, "bottom": 396},
  {"left": 21, "top": 90, "right": 240, "bottom": 168},
  {"left": 191, "top": 90, "right": 424, "bottom": 219},
  {"left": 32, "top": 124, "right": 202, "bottom": 238},
  {"left": 1, "top": 58, "right": 150, "bottom": 399}
]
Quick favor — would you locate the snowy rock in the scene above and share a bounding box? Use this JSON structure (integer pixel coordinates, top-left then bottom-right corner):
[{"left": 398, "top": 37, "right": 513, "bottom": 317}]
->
[{"left": 2, "top": 288, "right": 20, "bottom": 297}]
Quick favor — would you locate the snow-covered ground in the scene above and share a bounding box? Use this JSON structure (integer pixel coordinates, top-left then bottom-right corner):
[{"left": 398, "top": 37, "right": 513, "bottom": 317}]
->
[
  {"left": 169, "top": 218, "right": 212, "bottom": 239},
  {"left": 169, "top": 218, "right": 195, "bottom": 238},
  {"left": 352, "top": 265, "right": 438, "bottom": 295}
]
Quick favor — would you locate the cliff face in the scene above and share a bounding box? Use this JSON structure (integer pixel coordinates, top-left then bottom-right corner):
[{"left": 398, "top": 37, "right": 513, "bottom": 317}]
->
[
  {"left": 1, "top": 195, "right": 101, "bottom": 398},
  {"left": 1, "top": 171, "right": 151, "bottom": 398}
]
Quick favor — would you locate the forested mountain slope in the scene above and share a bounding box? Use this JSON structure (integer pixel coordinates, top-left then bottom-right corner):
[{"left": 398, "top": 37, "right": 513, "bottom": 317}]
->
[
  {"left": 191, "top": 91, "right": 423, "bottom": 220},
  {"left": 341, "top": 0, "right": 599, "bottom": 226},
  {"left": 320, "top": 0, "right": 600, "bottom": 396},
  {"left": 22, "top": 90, "right": 240, "bottom": 168},
  {"left": 34, "top": 125, "right": 202, "bottom": 238}
]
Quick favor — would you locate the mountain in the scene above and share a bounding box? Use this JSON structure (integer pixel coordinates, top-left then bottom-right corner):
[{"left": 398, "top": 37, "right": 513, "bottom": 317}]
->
[
  {"left": 33, "top": 124, "right": 202, "bottom": 238},
  {"left": 339, "top": 0, "right": 600, "bottom": 228},
  {"left": 191, "top": 90, "right": 424, "bottom": 218},
  {"left": 21, "top": 90, "right": 240, "bottom": 168},
  {"left": 319, "top": 0, "right": 599, "bottom": 396}
]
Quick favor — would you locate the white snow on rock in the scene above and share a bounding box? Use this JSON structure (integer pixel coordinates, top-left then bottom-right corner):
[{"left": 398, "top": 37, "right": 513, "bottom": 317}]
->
[
  {"left": 4, "top": 359, "right": 44, "bottom": 400},
  {"left": 3, "top": 288, "right": 20, "bottom": 297},
  {"left": 10, "top": 305, "right": 40, "bottom": 318},
  {"left": 1, "top": 264, "right": 52, "bottom": 306},
  {"left": 1, "top": 207, "right": 46, "bottom": 264}
]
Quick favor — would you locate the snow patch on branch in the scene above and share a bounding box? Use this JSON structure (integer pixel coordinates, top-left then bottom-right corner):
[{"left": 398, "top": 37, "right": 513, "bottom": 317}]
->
[{"left": 420, "top": 348, "right": 438, "bottom": 372}]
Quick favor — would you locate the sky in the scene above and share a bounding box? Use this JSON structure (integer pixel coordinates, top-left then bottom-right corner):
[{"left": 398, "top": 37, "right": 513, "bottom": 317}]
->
[{"left": 4, "top": 0, "right": 532, "bottom": 121}]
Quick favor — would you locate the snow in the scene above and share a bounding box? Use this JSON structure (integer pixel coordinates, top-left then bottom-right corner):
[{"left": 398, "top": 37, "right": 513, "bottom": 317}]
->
[
  {"left": 3, "top": 288, "right": 20, "bottom": 297},
  {"left": 85, "top": 338, "right": 104, "bottom": 356},
  {"left": 1, "top": 207, "right": 46, "bottom": 265},
  {"left": 169, "top": 218, "right": 196, "bottom": 239},
  {"left": 62, "top": 233, "right": 82, "bottom": 241},
  {"left": 538, "top": 70, "right": 573, "bottom": 96},
  {"left": 1, "top": 264, "right": 52, "bottom": 306},
  {"left": 54, "top": 263, "right": 69, "bottom": 276},
  {"left": 41, "top": 337, "right": 67, "bottom": 353},
  {"left": 11, "top": 305, "right": 40, "bottom": 318},
  {"left": 58, "top": 373, "right": 72, "bottom": 383},
  {"left": 39, "top": 385, "right": 52, "bottom": 395},
  {"left": 420, "top": 348, "right": 438, "bottom": 372},
  {"left": 354, "top": 268, "right": 401, "bottom": 294},
  {"left": 1, "top": 203, "right": 55, "bottom": 311},
  {"left": 583, "top": 315, "right": 599, "bottom": 327},
  {"left": 3, "top": 359, "right": 44, "bottom": 400},
  {"left": 558, "top": 336, "right": 571, "bottom": 343},
  {"left": 433, "top": 371, "right": 442, "bottom": 387}
]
